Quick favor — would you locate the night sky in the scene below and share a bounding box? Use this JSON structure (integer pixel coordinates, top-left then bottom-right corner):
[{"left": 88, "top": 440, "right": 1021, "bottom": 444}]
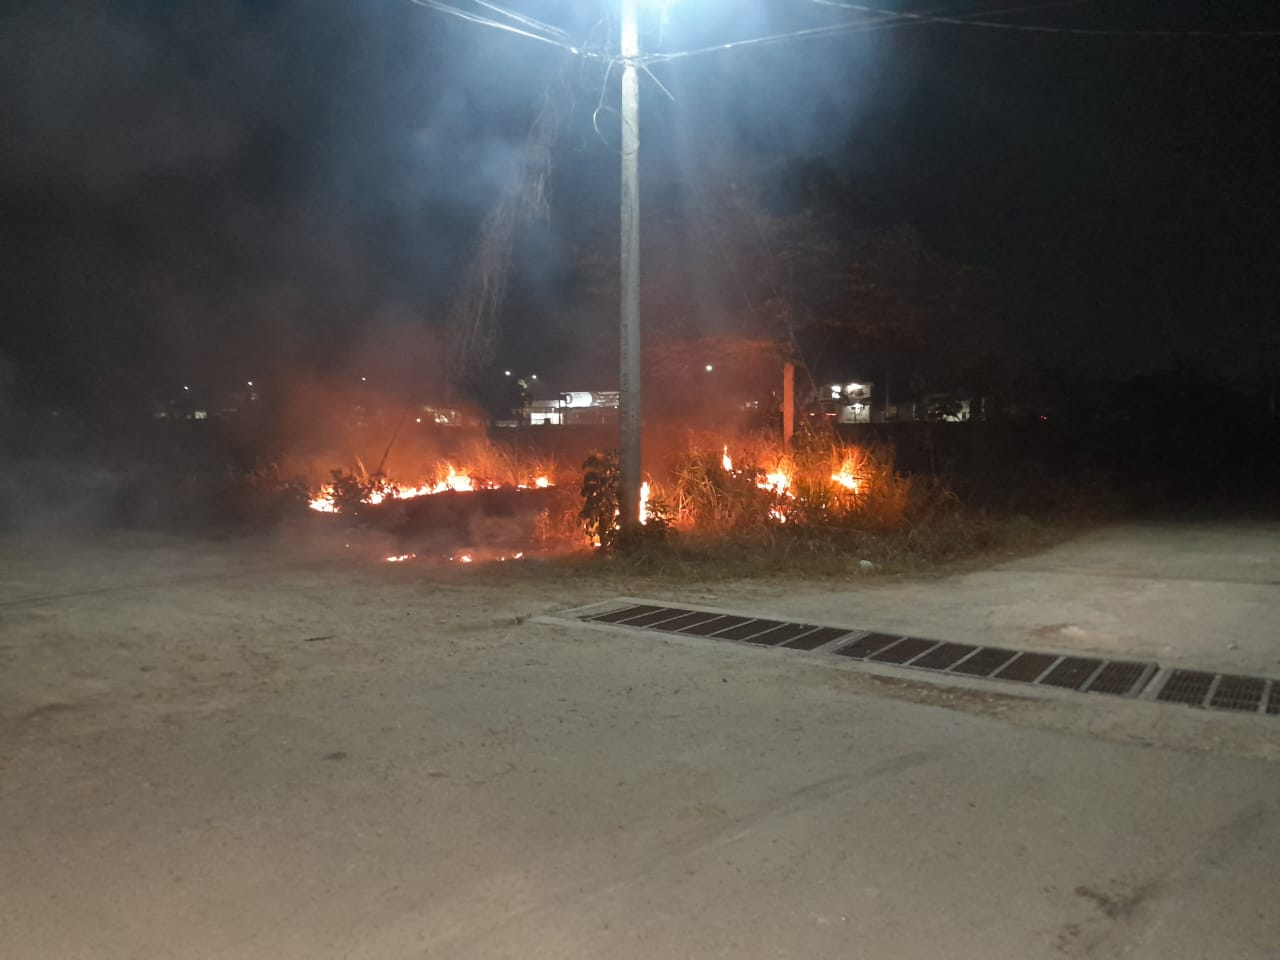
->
[{"left": 2, "top": 1, "right": 1278, "bottom": 405}]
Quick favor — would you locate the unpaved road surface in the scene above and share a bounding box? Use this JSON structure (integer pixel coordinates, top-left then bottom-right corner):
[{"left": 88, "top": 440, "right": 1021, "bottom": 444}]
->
[{"left": 1, "top": 523, "right": 1277, "bottom": 959}]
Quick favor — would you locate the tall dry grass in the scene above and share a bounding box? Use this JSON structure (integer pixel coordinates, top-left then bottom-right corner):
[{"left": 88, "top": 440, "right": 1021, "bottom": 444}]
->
[
  {"left": 441, "top": 439, "right": 562, "bottom": 488},
  {"left": 651, "top": 431, "right": 921, "bottom": 533}
]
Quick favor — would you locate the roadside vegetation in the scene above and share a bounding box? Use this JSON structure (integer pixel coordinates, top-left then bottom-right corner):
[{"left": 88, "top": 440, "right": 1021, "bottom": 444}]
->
[{"left": 571, "top": 430, "right": 1106, "bottom": 580}]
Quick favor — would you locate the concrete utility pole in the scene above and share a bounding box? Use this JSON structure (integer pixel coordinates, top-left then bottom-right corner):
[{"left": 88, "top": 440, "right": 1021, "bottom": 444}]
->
[{"left": 618, "top": 0, "right": 643, "bottom": 532}]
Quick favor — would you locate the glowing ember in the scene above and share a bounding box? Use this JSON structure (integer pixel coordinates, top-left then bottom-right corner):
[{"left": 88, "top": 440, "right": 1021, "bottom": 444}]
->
[{"left": 384, "top": 553, "right": 415, "bottom": 563}]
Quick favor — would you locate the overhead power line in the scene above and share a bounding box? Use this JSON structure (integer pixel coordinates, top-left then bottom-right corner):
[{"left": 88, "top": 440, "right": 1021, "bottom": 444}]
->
[
  {"left": 405, "top": 0, "right": 1280, "bottom": 81},
  {"left": 632, "top": 1, "right": 1069, "bottom": 64},
  {"left": 406, "top": 0, "right": 586, "bottom": 55},
  {"left": 469, "top": 0, "right": 570, "bottom": 39},
  {"left": 806, "top": 0, "right": 1280, "bottom": 39},
  {"left": 637, "top": 16, "right": 906, "bottom": 63},
  {"left": 634, "top": 2, "right": 1113, "bottom": 65}
]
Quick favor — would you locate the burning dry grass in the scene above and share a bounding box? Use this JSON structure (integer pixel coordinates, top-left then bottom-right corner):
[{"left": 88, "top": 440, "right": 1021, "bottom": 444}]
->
[
  {"left": 288, "top": 431, "right": 1093, "bottom": 576},
  {"left": 590, "top": 431, "right": 1099, "bottom": 578},
  {"left": 307, "top": 439, "right": 560, "bottom": 514},
  {"left": 653, "top": 432, "right": 916, "bottom": 534}
]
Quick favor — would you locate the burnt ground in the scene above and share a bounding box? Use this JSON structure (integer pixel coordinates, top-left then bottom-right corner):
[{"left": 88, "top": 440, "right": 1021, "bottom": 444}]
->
[{"left": 1, "top": 522, "right": 1278, "bottom": 959}]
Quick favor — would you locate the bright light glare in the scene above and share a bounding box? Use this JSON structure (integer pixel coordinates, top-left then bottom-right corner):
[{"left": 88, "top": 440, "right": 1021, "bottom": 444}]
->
[{"left": 705, "top": 364, "right": 713, "bottom": 372}]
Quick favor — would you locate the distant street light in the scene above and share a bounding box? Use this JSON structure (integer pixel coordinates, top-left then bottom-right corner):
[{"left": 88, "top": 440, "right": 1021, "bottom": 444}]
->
[{"left": 705, "top": 364, "right": 714, "bottom": 372}]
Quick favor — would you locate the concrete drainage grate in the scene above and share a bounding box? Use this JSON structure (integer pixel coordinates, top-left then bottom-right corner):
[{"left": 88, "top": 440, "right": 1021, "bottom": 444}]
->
[
  {"left": 1209, "top": 676, "right": 1267, "bottom": 713},
  {"left": 579, "top": 602, "right": 1277, "bottom": 717},
  {"left": 1156, "top": 669, "right": 1217, "bottom": 706},
  {"left": 906, "top": 642, "right": 979, "bottom": 671},
  {"left": 1039, "top": 657, "right": 1105, "bottom": 691}
]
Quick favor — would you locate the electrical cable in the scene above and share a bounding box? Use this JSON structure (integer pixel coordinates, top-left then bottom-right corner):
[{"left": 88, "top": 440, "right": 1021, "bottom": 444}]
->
[
  {"left": 469, "top": 0, "right": 570, "bottom": 39},
  {"left": 591, "top": 57, "right": 619, "bottom": 145},
  {"left": 639, "top": 0, "right": 1280, "bottom": 65},
  {"left": 637, "top": 17, "right": 905, "bottom": 64},
  {"left": 406, "top": 0, "right": 586, "bottom": 55},
  {"left": 806, "top": 0, "right": 1280, "bottom": 39},
  {"left": 640, "top": 63, "right": 676, "bottom": 101}
]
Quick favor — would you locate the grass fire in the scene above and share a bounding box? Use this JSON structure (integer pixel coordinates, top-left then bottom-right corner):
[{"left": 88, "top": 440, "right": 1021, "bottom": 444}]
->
[{"left": 296, "top": 429, "right": 931, "bottom": 568}]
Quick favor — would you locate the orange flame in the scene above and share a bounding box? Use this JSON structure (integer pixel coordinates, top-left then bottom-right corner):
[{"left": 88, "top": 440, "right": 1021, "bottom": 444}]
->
[
  {"left": 639, "top": 480, "right": 651, "bottom": 525},
  {"left": 831, "top": 457, "right": 862, "bottom": 493},
  {"left": 758, "top": 470, "right": 791, "bottom": 496},
  {"left": 309, "top": 464, "right": 553, "bottom": 513}
]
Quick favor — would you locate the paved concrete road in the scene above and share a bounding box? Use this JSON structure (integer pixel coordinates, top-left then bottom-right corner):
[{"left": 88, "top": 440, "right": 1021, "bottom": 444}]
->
[
  {"left": 705, "top": 520, "right": 1280, "bottom": 677},
  {"left": 1, "top": 526, "right": 1277, "bottom": 959}
]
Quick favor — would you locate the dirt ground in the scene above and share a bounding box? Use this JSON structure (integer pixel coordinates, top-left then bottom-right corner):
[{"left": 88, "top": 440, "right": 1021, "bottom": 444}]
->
[{"left": 1, "top": 522, "right": 1277, "bottom": 959}]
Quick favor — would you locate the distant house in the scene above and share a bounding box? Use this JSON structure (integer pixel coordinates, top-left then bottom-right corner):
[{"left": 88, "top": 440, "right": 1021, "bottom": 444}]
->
[
  {"left": 523, "top": 390, "right": 620, "bottom": 426},
  {"left": 809, "top": 380, "right": 874, "bottom": 424}
]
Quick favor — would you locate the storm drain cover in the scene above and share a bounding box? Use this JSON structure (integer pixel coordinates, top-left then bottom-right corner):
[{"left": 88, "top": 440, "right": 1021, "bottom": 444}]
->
[
  {"left": 1156, "top": 669, "right": 1217, "bottom": 706},
  {"left": 994, "top": 652, "right": 1058, "bottom": 683},
  {"left": 867, "top": 636, "right": 939, "bottom": 665},
  {"left": 576, "top": 601, "right": 1278, "bottom": 718},
  {"left": 1087, "top": 661, "right": 1155, "bottom": 697},
  {"left": 950, "top": 647, "right": 1019, "bottom": 678},
  {"left": 1210, "top": 676, "right": 1267, "bottom": 713},
  {"left": 837, "top": 633, "right": 905, "bottom": 659},
  {"left": 910, "top": 642, "right": 980, "bottom": 671},
  {"left": 1039, "top": 657, "right": 1105, "bottom": 691}
]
